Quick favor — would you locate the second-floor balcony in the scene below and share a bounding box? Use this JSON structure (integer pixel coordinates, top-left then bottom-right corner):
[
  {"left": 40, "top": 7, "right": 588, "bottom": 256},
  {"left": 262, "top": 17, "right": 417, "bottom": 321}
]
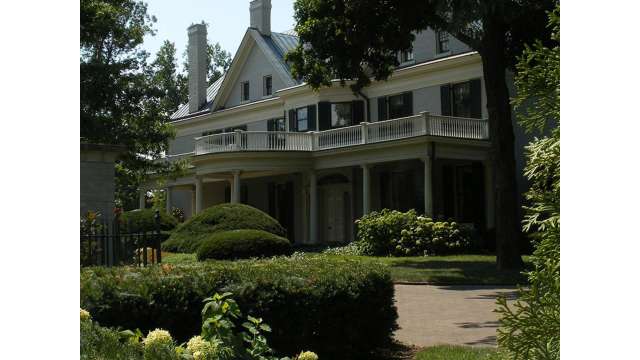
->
[{"left": 193, "top": 112, "right": 489, "bottom": 156}]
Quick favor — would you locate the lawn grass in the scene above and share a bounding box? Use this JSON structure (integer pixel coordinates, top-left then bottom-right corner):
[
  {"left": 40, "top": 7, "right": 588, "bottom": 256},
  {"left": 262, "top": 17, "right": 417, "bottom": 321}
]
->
[
  {"left": 414, "top": 345, "right": 501, "bottom": 360},
  {"left": 363, "top": 254, "right": 531, "bottom": 285},
  {"left": 163, "top": 252, "right": 530, "bottom": 285}
]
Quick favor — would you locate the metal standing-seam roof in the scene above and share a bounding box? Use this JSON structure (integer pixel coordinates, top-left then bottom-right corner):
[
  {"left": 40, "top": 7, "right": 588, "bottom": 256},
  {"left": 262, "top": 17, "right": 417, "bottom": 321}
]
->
[
  {"left": 169, "top": 74, "right": 226, "bottom": 121},
  {"left": 169, "top": 31, "right": 299, "bottom": 122}
]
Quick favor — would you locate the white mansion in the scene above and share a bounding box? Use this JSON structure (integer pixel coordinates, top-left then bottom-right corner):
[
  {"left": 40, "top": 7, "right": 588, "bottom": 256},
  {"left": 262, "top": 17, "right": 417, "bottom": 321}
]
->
[{"left": 146, "top": 0, "right": 528, "bottom": 245}]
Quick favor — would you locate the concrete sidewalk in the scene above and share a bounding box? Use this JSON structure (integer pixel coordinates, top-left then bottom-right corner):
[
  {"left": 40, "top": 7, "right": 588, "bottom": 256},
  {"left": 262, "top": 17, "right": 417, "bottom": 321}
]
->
[{"left": 393, "top": 284, "right": 518, "bottom": 347}]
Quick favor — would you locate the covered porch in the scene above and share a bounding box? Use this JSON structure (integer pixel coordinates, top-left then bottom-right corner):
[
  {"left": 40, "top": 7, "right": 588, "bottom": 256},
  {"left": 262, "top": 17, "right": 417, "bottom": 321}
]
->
[{"left": 155, "top": 136, "right": 494, "bottom": 245}]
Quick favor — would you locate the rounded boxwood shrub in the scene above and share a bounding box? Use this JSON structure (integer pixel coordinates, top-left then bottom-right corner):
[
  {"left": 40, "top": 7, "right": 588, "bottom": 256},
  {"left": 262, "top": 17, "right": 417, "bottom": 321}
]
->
[
  {"left": 81, "top": 256, "right": 398, "bottom": 359},
  {"left": 120, "top": 208, "right": 178, "bottom": 233},
  {"left": 163, "top": 203, "right": 286, "bottom": 253},
  {"left": 197, "top": 229, "right": 292, "bottom": 260}
]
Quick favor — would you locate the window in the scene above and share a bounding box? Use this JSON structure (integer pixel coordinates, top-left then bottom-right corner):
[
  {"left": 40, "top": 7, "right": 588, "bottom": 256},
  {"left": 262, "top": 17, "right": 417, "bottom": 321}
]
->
[
  {"left": 388, "top": 92, "right": 413, "bottom": 119},
  {"left": 267, "top": 118, "right": 286, "bottom": 131},
  {"left": 263, "top": 75, "right": 272, "bottom": 96},
  {"left": 377, "top": 92, "right": 413, "bottom": 121},
  {"left": 331, "top": 103, "right": 353, "bottom": 128},
  {"left": 440, "top": 79, "right": 481, "bottom": 118},
  {"left": 437, "top": 31, "right": 450, "bottom": 53},
  {"left": 296, "top": 107, "right": 308, "bottom": 131},
  {"left": 401, "top": 50, "right": 414, "bottom": 63},
  {"left": 451, "top": 82, "right": 472, "bottom": 118},
  {"left": 241, "top": 81, "right": 250, "bottom": 101}
]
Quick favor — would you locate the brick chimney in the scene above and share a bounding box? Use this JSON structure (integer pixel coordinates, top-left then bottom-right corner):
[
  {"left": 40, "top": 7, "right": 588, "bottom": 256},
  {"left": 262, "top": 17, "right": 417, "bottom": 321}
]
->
[
  {"left": 250, "top": 0, "right": 271, "bottom": 36},
  {"left": 187, "top": 23, "right": 208, "bottom": 113}
]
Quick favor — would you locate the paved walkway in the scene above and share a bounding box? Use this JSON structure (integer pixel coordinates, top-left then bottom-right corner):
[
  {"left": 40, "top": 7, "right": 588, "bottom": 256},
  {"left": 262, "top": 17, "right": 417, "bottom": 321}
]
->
[{"left": 394, "top": 284, "right": 518, "bottom": 347}]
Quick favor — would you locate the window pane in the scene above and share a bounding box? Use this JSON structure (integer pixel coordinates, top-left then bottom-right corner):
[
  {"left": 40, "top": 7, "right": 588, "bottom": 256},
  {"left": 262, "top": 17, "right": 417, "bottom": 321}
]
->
[
  {"left": 331, "top": 103, "right": 353, "bottom": 127},
  {"left": 264, "top": 76, "right": 272, "bottom": 96},
  {"left": 297, "top": 107, "right": 308, "bottom": 131},
  {"left": 242, "top": 82, "right": 250, "bottom": 101},
  {"left": 388, "top": 94, "right": 410, "bottom": 119},
  {"left": 452, "top": 82, "right": 471, "bottom": 117}
]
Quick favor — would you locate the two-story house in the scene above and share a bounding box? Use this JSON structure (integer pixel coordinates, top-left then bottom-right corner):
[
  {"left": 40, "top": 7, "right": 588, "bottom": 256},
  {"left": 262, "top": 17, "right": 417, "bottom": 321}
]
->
[{"left": 148, "top": 0, "right": 510, "bottom": 245}]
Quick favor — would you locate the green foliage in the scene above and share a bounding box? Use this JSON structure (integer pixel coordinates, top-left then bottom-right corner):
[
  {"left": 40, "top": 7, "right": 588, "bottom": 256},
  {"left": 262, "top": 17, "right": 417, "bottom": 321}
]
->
[
  {"left": 81, "top": 318, "right": 144, "bottom": 359},
  {"left": 81, "top": 0, "right": 178, "bottom": 211},
  {"left": 80, "top": 256, "right": 398, "bottom": 359},
  {"left": 321, "top": 242, "right": 364, "bottom": 256},
  {"left": 196, "top": 230, "right": 292, "bottom": 261},
  {"left": 286, "top": 0, "right": 554, "bottom": 92},
  {"left": 414, "top": 345, "right": 501, "bottom": 360},
  {"left": 163, "top": 204, "right": 286, "bottom": 253},
  {"left": 151, "top": 40, "right": 185, "bottom": 119},
  {"left": 120, "top": 208, "right": 178, "bottom": 233},
  {"left": 496, "top": 4, "right": 560, "bottom": 360},
  {"left": 355, "top": 209, "right": 471, "bottom": 256}
]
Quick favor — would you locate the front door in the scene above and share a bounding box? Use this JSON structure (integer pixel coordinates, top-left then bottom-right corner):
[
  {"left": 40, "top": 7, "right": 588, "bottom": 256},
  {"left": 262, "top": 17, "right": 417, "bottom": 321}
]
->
[{"left": 325, "top": 187, "right": 345, "bottom": 243}]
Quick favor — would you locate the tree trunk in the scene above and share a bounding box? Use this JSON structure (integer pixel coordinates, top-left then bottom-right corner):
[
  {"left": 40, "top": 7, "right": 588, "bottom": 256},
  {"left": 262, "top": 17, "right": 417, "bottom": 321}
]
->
[{"left": 480, "top": 17, "right": 524, "bottom": 270}]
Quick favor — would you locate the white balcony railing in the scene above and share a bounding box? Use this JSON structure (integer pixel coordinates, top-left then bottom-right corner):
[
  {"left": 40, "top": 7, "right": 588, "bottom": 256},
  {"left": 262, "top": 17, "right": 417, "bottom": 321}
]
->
[{"left": 194, "top": 112, "right": 488, "bottom": 156}]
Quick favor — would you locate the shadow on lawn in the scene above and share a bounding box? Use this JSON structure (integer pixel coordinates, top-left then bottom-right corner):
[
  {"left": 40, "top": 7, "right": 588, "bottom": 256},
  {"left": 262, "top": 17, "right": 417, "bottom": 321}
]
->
[{"left": 388, "top": 259, "right": 531, "bottom": 285}]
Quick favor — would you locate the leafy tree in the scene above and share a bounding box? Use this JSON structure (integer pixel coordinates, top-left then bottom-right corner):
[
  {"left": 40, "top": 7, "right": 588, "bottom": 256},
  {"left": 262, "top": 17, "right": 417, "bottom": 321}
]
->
[
  {"left": 151, "top": 40, "right": 185, "bottom": 119},
  {"left": 495, "top": 5, "right": 559, "bottom": 359},
  {"left": 81, "top": 0, "right": 176, "bottom": 210},
  {"left": 286, "top": 0, "right": 555, "bottom": 269}
]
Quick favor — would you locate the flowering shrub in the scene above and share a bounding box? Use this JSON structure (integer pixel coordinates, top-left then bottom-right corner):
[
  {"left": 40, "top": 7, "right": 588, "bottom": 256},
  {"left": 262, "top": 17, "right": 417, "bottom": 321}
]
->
[
  {"left": 296, "top": 351, "right": 319, "bottom": 360},
  {"left": 355, "top": 209, "right": 471, "bottom": 256},
  {"left": 142, "top": 329, "right": 176, "bottom": 360},
  {"left": 80, "top": 308, "right": 91, "bottom": 321},
  {"left": 80, "top": 293, "right": 317, "bottom": 360}
]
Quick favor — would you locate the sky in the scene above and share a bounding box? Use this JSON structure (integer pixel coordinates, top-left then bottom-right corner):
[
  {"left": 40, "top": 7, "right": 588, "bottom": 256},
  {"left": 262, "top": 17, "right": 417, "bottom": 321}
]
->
[{"left": 142, "top": 0, "right": 296, "bottom": 68}]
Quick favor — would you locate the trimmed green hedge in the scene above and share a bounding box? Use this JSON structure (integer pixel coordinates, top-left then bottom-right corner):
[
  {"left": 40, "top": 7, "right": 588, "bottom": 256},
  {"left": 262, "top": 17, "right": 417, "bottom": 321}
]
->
[
  {"left": 120, "top": 209, "right": 178, "bottom": 233},
  {"left": 162, "top": 203, "right": 286, "bottom": 253},
  {"left": 196, "top": 229, "right": 292, "bottom": 260},
  {"left": 80, "top": 256, "right": 397, "bottom": 359}
]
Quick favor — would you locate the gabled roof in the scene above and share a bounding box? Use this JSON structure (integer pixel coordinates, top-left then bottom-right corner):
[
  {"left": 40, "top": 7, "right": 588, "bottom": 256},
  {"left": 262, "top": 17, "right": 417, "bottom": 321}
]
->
[{"left": 170, "top": 30, "right": 299, "bottom": 122}]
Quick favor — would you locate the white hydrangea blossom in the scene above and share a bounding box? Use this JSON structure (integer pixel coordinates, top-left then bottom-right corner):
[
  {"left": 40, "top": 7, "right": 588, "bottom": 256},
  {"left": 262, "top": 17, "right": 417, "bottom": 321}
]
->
[
  {"left": 297, "top": 351, "right": 319, "bottom": 360},
  {"left": 80, "top": 308, "right": 91, "bottom": 321},
  {"left": 143, "top": 329, "right": 173, "bottom": 348}
]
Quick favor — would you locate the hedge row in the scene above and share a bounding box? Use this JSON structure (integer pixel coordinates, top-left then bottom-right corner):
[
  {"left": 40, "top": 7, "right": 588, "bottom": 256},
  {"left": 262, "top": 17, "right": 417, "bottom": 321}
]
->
[
  {"left": 120, "top": 208, "right": 178, "bottom": 233},
  {"left": 80, "top": 256, "right": 397, "bottom": 359}
]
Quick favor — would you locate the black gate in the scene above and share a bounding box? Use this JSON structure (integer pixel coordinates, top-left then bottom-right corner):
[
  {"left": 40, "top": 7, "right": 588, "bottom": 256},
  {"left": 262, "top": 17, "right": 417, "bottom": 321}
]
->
[{"left": 80, "top": 210, "right": 163, "bottom": 267}]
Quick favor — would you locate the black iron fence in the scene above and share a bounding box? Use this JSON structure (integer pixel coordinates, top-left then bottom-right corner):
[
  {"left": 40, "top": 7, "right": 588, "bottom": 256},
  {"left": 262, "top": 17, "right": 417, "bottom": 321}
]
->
[{"left": 80, "top": 210, "right": 163, "bottom": 267}]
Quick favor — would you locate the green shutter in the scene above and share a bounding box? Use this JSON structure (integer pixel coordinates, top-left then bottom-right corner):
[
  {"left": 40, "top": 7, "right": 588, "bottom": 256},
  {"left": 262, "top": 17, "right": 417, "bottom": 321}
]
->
[
  {"left": 377, "top": 97, "right": 388, "bottom": 121},
  {"left": 352, "top": 100, "right": 365, "bottom": 124},
  {"left": 318, "top": 101, "right": 331, "bottom": 130},
  {"left": 288, "top": 109, "right": 296, "bottom": 131},
  {"left": 470, "top": 79, "right": 482, "bottom": 118},
  {"left": 307, "top": 104, "right": 317, "bottom": 131},
  {"left": 403, "top": 91, "right": 413, "bottom": 116},
  {"left": 440, "top": 84, "right": 451, "bottom": 116}
]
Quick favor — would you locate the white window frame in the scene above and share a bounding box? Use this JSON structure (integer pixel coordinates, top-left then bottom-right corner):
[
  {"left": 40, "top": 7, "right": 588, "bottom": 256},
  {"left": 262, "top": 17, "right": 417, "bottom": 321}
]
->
[
  {"left": 436, "top": 31, "right": 450, "bottom": 54},
  {"left": 263, "top": 75, "right": 273, "bottom": 97},
  {"left": 241, "top": 81, "right": 250, "bottom": 102}
]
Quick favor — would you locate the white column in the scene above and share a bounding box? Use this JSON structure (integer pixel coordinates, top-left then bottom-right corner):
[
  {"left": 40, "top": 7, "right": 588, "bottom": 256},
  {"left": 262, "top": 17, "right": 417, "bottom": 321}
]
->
[
  {"left": 362, "top": 164, "right": 371, "bottom": 215},
  {"left": 231, "top": 171, "right": 241, "bottom": 203},
  {"left": 422, "top": 157, "right": 433, "bottom": 217},
  {"left": 165, "top": 186, "right": 171, "bottom": 215},
  {"left": 309, "top": 171, "right": 318, "bottom": 244},
  {"left": 195, "top": 176, "right": 203, "bottom": 214},
  {"left": 139, "top": 189, "right": 146, "bottom": 209},
  {"left": 484, "top": 160, "right": 496, "bottom": 229}
]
